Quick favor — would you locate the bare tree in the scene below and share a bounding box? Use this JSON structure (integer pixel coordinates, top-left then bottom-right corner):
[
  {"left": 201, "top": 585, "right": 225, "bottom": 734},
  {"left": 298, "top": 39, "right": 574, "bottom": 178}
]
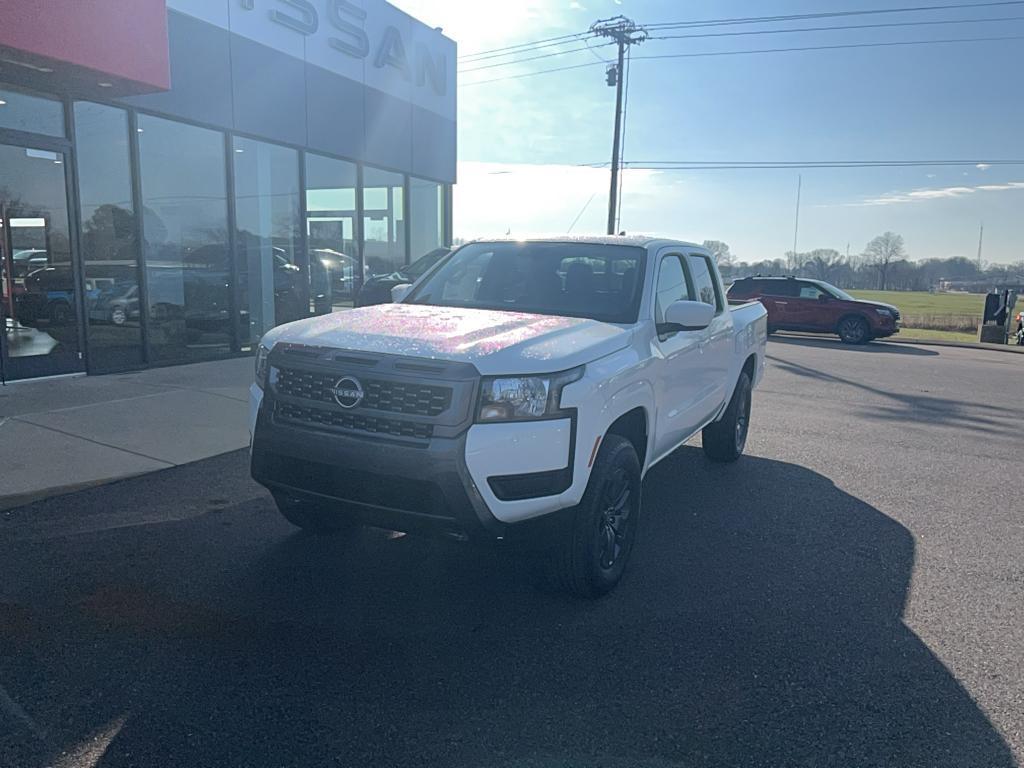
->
[
  {"left": 784, "top": 250, "right": 805, "bottom": 273},
  {"left": 803, "top": 249, "right": 844, "bottom": 282},
  {"left": 702, "top": 240, "right": 733, "bottom": 266},
  {"left": 863, "top": 232, "right": 906, "bottom": 290}
]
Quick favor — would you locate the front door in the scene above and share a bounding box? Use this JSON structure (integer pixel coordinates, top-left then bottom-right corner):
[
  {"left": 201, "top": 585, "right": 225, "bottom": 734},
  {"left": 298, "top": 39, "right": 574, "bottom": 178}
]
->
[
  {"left": 650, "top": 252, "right": 708, "bottom": 459},
  {"left": 784, "top": 281, "right": 832, "bottom": 329},
  {"left": 0, "top": 142, "right": 83, "bottom": 381}
]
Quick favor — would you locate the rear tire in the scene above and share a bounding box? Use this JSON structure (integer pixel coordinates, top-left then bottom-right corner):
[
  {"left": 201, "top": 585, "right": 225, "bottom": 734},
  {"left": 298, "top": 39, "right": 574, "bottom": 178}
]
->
[
  {"left": 702, "top": 370, "right": 752, "bottom": 463},
  {"left": 550, "top": 435, "right": 642, "bottom": 598},
  {"left": 273, "top": 493, "right": 360, "bottom": 535},
  {"left": 837, "top": 315, "right": 871, "bottom": 344}
]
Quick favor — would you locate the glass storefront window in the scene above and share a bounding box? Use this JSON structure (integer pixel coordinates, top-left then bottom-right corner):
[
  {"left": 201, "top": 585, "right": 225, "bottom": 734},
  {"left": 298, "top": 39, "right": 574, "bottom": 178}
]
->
[
  {"left": 363, "top": 167, "right": 406, "bottom": 277},
  {"left": 233, "top": 137, "right": 302, "bottom": 346},
  {"left": 74, "top": 102, "right": 142, "bottom": 371},
  {"left": 0, "top": 143, "right": 78, "bottom": 379},
  {"left": 305, "top": 153, "right": 358, "bottom": 313},
  {"left": 409, "top": 177, "right": 445, "bottom": 262},
  {"left": 0, "top": 87, "right": 65, "bottom": 137},
  {"left": 137, "top": 115, "right": 231, "bottom": 362}
]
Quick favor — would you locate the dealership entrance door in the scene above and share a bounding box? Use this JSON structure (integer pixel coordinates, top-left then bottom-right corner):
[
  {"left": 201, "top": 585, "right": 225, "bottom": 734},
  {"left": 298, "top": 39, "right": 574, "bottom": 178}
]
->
[{"left": 0, "top": 142, "right": 83, "bottom": 381}]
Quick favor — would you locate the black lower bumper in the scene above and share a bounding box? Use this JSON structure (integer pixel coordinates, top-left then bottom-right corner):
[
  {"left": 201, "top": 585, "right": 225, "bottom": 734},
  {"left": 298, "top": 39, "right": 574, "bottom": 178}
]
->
[{"left": 250, "top": 406, "right": 509, "bottom": 540}]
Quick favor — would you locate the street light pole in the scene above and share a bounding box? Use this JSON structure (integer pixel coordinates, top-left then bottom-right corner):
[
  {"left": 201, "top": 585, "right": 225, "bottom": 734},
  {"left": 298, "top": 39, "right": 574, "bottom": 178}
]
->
[{"left": 591, "top": 16, "right": 646, "bottom": 235}]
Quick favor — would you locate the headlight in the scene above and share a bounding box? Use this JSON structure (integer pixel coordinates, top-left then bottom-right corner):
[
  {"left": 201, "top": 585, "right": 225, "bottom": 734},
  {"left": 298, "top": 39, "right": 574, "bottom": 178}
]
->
[
  {"left": 254, "top": 344, "right": 271, "bottom": 389},
  {"left": 477, "top": 367, "right": 584, "bottom": 423},
  {"left": 875, "top": 308, "right": 893, "bottom": 318}
]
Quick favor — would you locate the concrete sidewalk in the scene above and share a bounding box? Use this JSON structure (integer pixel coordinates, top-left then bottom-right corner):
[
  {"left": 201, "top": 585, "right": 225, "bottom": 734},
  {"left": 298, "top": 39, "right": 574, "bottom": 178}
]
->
[{"left": 0, "top": 357, "right": 252, "bottom": 510}]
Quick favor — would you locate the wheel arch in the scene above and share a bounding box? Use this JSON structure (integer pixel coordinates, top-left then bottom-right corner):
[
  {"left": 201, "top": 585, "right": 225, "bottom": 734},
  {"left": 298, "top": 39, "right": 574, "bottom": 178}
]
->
[{"left": 605, "top": 407, "right": 649, "bottom": 470}]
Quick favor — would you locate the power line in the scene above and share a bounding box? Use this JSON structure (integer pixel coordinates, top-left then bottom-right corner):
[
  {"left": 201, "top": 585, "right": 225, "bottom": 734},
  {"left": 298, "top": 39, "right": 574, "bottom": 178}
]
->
[
  {"left": 458, "top": 34, "right": 596, "bottom": 64},
  {"left": 459, "top": 31, "right": 589, "bottom": 60},
  {"left": 460, "top": 33, "right": 1024, "bottom": 85},
  {"left": 458, "top": 1, "right": 1024, "bottom": 62},
  {"left": 629, "top": 34, "right": 1024, "bottom": 63},
  {"left": 618, "top": 161, "right": 1024, "bottom": 169},
  {"left": 646, "top": 14, "right": 1024, "bottom": 41},
  {"left": 459, "top": 42, "right": 614, "bottom": 73},
  {"left": 460, "top": 60, "right": 598, "bottom": 86},
  {"left": 642, "top": 0, "right": 1024, "bottom": 31}
]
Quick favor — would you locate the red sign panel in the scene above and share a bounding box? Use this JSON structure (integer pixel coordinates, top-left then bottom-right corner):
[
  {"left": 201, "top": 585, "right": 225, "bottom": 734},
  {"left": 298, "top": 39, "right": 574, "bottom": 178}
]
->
[{"left": 0, "top": 0, "right": 170, "bottom": 93}]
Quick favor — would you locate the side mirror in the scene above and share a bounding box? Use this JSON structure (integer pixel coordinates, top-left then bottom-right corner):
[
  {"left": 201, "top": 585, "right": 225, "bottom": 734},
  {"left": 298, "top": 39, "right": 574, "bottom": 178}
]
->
[
  {"left": 659, "top": 300, "right": 715, "bottom": 334},
  {"left": 391, "top": 283, "right": 413, "bottom": 303}
]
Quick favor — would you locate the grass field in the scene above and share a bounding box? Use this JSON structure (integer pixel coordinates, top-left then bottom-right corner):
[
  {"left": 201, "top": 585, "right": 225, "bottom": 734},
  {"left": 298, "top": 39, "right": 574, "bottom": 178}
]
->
[
  {"left": 889, "top": 327, "right": 979, "bottom": 343},
  {"left": 850, "top": 290, "right": 987, "bottom": 341},
  {"left": 849, "top": 290, "right": 987, "bottom": 317}
]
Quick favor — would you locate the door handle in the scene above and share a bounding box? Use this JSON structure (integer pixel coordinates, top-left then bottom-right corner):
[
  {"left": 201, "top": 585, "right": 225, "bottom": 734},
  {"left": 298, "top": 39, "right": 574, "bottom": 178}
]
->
[{"left": 774, "top": 301, "right": 788, "bottom": 305}]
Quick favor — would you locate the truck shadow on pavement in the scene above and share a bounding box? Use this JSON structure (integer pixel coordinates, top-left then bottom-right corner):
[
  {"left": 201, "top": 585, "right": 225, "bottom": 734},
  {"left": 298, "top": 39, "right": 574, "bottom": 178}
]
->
[
  {"left": 1, "top": 450, "right": 1016, "bottom": 768},
  {"left": 767, "top": 352, "right": 1020, "bottom": 438}
]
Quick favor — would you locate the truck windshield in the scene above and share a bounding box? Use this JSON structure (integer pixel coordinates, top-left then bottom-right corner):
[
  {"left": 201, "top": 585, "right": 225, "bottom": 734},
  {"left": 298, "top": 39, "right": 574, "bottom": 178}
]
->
[{"left": 405, "top": 242, "right": 647, "bottom": 324}]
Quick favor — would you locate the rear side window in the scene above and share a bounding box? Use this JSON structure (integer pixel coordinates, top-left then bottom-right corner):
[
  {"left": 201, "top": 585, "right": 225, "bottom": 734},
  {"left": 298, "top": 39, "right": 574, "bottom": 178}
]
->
[
  {"left": 727, "top": 279, "right": 753, "bottom": 298},
  {"left": 684, "top": 254, "right": 722, "bottom": 311},
  {"left": 759, "top": 280, "right": 799, "bottom": 297}
]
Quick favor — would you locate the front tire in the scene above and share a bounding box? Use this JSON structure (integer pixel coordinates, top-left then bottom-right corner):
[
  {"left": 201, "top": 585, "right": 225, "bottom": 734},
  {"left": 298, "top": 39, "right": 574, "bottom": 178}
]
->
[
  {"left": 702, "top": 370, "right": 752, "bottom": 463},
  {"left": 273, "top": 493, "right": 360, "bottom": 535},
  {"left": 837, "top": 315, "right": 871, "bottom": 344},
  {"left": 550, "top": 435, "right": 642, "bottom": 598}
]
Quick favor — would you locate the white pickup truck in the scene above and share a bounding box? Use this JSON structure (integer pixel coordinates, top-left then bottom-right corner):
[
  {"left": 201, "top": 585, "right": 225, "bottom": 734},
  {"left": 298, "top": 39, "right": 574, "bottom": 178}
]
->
[{"left": 250, "top": 236, "right": 767, "bottom": 596}]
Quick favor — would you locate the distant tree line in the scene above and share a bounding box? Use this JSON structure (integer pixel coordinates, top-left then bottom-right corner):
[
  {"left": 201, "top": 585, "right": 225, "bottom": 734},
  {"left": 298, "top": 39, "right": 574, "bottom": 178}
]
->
[{"left": 706, "top": 234, "right": 1024, "bottom": 292}]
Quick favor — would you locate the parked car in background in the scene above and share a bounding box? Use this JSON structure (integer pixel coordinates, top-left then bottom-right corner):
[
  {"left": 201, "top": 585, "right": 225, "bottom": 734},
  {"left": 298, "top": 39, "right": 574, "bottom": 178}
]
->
[
  {"left": 17, "top": 265, "right": 76, "bottom": 324},
  {"left": 88, "top": 282, "right": 139, "bottom": 326},
  {"left": 354, "top": 247, "right": 450, "bottom": 307},
  {"left": 12, "top": 249, "right": 49, "bottom": 278},
  {"left": 727, "top": 276, "right": 900, "bottom": 344}
]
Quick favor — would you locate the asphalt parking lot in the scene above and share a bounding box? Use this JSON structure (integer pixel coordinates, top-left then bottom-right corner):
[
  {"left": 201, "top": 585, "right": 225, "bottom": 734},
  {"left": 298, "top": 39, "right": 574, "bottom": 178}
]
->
[{"left": 1, "top": 337, "right": 1021, "bottom": 768}]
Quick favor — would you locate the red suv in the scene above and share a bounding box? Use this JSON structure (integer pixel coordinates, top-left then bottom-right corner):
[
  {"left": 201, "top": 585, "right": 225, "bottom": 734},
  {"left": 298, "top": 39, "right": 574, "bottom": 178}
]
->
[{"left": 727, "top": 277, "right": 900, "bottom": 344}]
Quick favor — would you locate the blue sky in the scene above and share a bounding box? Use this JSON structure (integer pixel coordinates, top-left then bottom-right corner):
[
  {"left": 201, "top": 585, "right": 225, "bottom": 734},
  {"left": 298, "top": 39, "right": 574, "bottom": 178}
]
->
[{"left": 394, "top": 0, "right": 1024, "bottom": 264}]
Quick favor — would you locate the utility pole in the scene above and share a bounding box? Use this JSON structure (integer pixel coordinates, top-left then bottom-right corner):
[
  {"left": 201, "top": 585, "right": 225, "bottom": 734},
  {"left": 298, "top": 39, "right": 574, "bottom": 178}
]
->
[
  {"left": 792, "top": 174, "right": 802, "bottom": 259},
  {"left": 591, "top": 16, "right": 646, "bottom": 235},
  {"left": 977, "top": 222, "right": 984, "bottom": 269}
]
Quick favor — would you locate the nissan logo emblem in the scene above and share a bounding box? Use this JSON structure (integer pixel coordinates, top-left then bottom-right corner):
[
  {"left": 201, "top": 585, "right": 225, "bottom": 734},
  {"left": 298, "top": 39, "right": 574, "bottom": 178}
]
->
[{"left": 331, "top": 376, "right": 364, "bottom": 409}]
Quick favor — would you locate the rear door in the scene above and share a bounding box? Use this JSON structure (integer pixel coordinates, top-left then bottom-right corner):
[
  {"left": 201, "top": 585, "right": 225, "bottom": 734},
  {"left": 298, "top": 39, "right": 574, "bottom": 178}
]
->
[{"left": 757, "top": 279, "right": 799, "bottom": 328}]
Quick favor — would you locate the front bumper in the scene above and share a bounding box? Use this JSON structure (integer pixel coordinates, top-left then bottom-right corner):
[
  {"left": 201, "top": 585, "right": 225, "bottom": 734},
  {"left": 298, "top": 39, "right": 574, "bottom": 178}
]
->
[
  {"left": 249, "top": 361, "right": 580, "bottom": 540},
  {"left": 251, "top": 404, "right": 503, "bottom": 539}
]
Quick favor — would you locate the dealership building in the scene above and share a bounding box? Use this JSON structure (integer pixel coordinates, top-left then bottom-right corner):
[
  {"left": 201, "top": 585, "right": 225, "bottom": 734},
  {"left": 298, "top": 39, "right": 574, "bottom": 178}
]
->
[{"left": 0, "top": 0, "right": 455, "bottom": 381}]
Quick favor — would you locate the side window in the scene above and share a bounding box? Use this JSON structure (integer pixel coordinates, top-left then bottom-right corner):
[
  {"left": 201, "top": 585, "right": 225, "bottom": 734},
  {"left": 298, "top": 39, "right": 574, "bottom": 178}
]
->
[
  {"left": 760, "top": 280, "right": 799, "bottom": 297},
  {"left": 798, "top": 283, "right": 826, "bottom": 299},
  {"left": 654, "top": 254, "right": 691, "bottom": 328},
  {"left": 684, "top": 254, "right": 722, "bottom": 312}
]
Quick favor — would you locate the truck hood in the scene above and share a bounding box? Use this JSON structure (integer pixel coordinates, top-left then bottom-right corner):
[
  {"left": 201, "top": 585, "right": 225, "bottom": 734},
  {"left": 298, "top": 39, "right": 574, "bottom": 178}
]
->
[{"left": 262, "top": 303, "right": 632, "bottom": 375}]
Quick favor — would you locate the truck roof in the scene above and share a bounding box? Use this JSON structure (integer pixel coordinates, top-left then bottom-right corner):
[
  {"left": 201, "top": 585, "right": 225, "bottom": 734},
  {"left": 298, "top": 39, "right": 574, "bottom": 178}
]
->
[{"left": 467, "top": 235, "right": 704, "bottom": 250}]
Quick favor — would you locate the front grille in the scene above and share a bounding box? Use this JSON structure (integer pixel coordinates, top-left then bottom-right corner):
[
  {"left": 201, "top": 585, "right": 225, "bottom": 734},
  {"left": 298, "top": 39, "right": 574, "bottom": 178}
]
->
[
  {"left": 276, "top": 367, "right": 452, "bottom": 417},
  {"left": 276, "top": 402, "right": 433, "bottom": 440}
]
